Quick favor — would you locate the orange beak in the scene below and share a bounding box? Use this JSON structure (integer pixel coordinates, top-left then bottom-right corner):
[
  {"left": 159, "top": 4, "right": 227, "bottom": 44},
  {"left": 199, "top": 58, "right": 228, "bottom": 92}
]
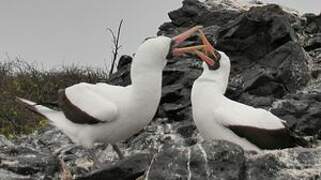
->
[
  {"left": 172, "top": 26, "right": 203, "bottom": 45},
  {"left": 198, "top": 29, "right": 218, "bottom": 60},
  {"left": 170, "top": 26, "right": 217, "bottom": 65},
  {"left": 171, "top": 26, "right": 208, "bottom": 57}
]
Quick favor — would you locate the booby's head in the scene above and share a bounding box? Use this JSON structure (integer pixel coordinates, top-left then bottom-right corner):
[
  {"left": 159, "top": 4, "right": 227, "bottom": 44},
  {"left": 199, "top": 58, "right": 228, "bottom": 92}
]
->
[
  {"left": 134, "top": 26, "right": 209, "bottom": 71},
  {"left": 191, "top": 30, "right": 231, "bottom": 94},
  {"left": 184, "top": 29, "right": 230, "bottom": 75},
  {"left": 202, "top": 50, "right": 230, "bottom": 75}
]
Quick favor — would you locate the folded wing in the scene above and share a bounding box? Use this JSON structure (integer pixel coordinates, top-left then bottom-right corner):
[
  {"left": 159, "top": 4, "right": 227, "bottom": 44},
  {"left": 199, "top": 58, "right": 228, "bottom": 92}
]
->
[
  {"left": 59, "top": 83, "right": 118, "bottom": 124},
  {"left": 214, "top": 98, "right": 305, "bottom": 149}
]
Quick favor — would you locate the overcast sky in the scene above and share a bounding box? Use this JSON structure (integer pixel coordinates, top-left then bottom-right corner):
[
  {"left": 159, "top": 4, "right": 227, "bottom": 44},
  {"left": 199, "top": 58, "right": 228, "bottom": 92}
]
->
[{"left": 0, "top": 0, "right": 320, "bottom": 68}]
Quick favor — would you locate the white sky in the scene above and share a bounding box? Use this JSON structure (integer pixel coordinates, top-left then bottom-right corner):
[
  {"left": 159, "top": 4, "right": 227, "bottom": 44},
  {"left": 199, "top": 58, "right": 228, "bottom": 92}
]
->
[{"left": 0, "top": 0, "right": 320, "bottom": 68}]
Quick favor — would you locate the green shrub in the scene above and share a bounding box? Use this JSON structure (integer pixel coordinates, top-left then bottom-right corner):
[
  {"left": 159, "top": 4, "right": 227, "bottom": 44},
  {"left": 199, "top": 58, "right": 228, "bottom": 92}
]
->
[{"left": 0, "top": 59, "right": 109, "bottom": 138}]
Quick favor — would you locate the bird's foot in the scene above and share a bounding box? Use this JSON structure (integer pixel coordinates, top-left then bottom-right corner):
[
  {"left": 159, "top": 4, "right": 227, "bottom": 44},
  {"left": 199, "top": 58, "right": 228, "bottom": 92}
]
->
[
  {"left": 54, "top": 144, "right": 81, "bottom": 157},
  {"left": 112, "top": 144, "right": 124, "bottom": 160},
  {"left": 88, "top": 144, "right": 113, "bottom": 168}
]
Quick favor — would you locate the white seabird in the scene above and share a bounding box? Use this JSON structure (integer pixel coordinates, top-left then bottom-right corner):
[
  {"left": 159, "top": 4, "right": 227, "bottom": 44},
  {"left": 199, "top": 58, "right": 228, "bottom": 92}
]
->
[
  {"left": 190, "top": 30, "right": 308, "bottom": 151},
  {"left": 17, "top": 26, "right": 209, "bottom": 158}
]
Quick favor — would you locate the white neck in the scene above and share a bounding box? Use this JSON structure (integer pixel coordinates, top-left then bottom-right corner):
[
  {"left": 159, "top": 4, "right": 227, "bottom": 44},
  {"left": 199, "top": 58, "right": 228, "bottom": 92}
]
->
[
  {"left": 129, "top": 58, "right": 163, "bottom": 109},
  {"left": 131, "top": 64, "right": 163, "bottom": 90},
  {"left": 197, "top": 67, "right": 230, "bottom": 94},
  {"left": 196, "top": 52, "right": 231, "bottom": 94}
]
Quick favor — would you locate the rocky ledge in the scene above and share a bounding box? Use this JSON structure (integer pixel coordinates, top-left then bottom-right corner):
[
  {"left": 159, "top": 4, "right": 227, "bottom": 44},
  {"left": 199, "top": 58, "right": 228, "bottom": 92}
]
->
[{"left": 1, "top": 0, "right": 321, "bottom": 179}]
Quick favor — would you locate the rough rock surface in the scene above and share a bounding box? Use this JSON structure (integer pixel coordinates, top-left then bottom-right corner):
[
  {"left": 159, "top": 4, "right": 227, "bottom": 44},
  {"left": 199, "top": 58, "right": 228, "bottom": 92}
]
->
[
  {"left": 1, "top": 0, "right": 321, "bottom": 179},
  {"left": 271, "top": 90, "right": 321, "bottom": 137},
  {"left": 147, "top": 140, "right": 245, "bottom": 180},
  {"left": 75, "top": 153, "right": 151, "bottom": 180}
]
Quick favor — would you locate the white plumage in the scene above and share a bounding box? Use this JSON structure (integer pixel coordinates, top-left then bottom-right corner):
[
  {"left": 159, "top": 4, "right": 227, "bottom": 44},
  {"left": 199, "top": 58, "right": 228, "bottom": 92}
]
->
[
  {"left": 18, "top": 36, "right": 173, "bottom": 149},
  {"left": 192, "top": 51, "right": 305, "bottom": 151}
]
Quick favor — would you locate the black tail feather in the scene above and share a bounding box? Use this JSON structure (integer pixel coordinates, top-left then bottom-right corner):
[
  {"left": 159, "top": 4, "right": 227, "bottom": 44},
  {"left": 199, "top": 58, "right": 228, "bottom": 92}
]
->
[{"left": 15, "top": 97, "right": 46, "bottom": 118}]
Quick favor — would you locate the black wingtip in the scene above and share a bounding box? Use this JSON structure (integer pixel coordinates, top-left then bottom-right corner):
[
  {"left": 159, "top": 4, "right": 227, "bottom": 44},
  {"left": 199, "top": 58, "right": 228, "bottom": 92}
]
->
[
  {"left": 291, "top": 133, "right": 311, "bottom": 148},
  {"left": 283, "top": 122, "right": 311, "bottom": 148},
  {"left": 15, "top": 97, "right": 39, "bottom": 115},
  {"left": 15, "top": 96, "right": 23, "bottom": 103}
]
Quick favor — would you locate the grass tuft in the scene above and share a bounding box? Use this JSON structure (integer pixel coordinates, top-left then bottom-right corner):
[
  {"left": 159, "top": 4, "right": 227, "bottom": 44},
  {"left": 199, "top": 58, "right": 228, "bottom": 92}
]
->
[{"left": 0, "top": 58, "right": 109, "bottom": 138}]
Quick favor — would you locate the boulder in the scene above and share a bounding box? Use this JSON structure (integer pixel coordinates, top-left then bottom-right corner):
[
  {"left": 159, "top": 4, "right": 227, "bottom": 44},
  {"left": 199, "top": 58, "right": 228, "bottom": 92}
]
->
[
  {"left": 216, "top": 5, "right": 310, "bottom": 105},
  {"left": 304, "top": 33, "right": 321, "bottom": 51},
  {"left": 0, "top": 140, "right": 59, "bottom": 180},
  {"left": 271, "top": 90, "right": 321, "bottom": 137},
  {"left": 303, "top": 13, "right": 321, "bottom": 34},
  {"left": 245, "top": 148, "right": 321, "bottom": 180},
  {"left": 147, "top": 140, "right": 245, "bottom": 180},
  {"left": 75, "top": 153, "right": 151, "bottom": 180}
]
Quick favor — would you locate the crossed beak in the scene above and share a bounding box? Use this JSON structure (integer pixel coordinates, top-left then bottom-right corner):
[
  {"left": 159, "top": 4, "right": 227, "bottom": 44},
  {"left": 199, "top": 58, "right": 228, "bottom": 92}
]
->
[{"left": 170, "top": 26, "right": 217, "bottom": 65}]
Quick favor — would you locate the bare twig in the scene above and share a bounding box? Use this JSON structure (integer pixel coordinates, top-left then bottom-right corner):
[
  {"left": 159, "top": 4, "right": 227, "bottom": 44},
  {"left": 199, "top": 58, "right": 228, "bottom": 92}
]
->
[{"left": 107, "top": 19, "right": 123, "bottom": 77}]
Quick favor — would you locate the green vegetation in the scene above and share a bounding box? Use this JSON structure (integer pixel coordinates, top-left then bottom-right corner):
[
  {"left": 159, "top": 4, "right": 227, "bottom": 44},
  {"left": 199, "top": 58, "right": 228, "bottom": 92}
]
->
[{"left": 0, "top": 59, "right": 109, "bottom": 138}]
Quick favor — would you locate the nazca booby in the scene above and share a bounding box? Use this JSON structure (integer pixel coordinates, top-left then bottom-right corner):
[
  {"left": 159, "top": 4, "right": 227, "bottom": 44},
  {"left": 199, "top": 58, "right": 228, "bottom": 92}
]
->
[
  {"left": 190, "top": 30, "right": 308, "bottom": 151},
  {"left": 17, "top": 26, "right": 211, "bottom": 158}
]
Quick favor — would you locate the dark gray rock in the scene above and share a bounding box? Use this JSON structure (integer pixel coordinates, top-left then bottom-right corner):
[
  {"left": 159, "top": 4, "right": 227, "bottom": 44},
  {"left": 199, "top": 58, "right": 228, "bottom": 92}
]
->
[
  {"left": 0, "top": 142, "right": 59, "bottom": 180},
  {"left": 147, "top": 146, "right": 190, "bottom": 179},
  {"left": 304, "top": 34, "right": 321, "bottom": 51},
  {"left": 158, "top": 59, "right": 201, "bottom": 120},
  {"left": 0, "top": 169, "right": 33, "bottom": 180},
  {"left": 216, "top": 5, "right": 310, "bottom": 100},
  {"left": 303, "top": 13, "right": 321, "bottom": 34},
  {"left": 217, "top": 4, "right": 297, "bottom": 60},
  {"left": 176, "top": 121, "right": 197, "bottom": 138},
  {"left": 238, "top": 93, "right": 274, "bottom": 108},
  {"left": 147, "top": 140, "right": 321, "bottom": 180},
  {"left": 271, "top": 90, "right": 321, "bottom": 137},
  {"left": 117, "top": 55, "right": 132, "bottom": 70},
  {"left": 147, "top": 140, "right": 245, "bottom": 180},
  {"left": 108, "top": 55, "right": 132, "bottom": 86},
  {"left": 245, "top": 148, "right": 321, "bottom": 180},
  {"left": 191, "top": 140, "right": 245, "bottom": 180},
  {"left": 75, "top": 153, "right": 151, "bottom": 180},
  {"left": 258, "top": 41, "right": 310, "bottom": 92},
  {"left": 168, "top": 0, "right": 207, "bottom": 27},
  {"left": 246, "top": 152, "right": 286, "bottom": 180},
  {"left": 158, "top": 0, "right": 241, "bottom": 36}
]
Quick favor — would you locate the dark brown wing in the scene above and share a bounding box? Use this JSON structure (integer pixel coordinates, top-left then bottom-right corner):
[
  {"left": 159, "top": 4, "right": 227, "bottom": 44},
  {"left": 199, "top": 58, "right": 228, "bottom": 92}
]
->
[
  {"left": 58, "top": 89, "right": 103, "bottom": 124},
  {"left": 227, "top": 125, "right": 308, "bottom": 150}
]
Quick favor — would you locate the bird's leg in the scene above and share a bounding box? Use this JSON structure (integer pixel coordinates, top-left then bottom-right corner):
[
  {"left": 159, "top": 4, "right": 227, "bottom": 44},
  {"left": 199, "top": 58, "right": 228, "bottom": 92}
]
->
[
  {"left": 112, "top": 144, "right": 124, "bottom": 160},
  {"left": 89, "top": 148, "right": 106, "bottom": 169},
  {"left": 87, "top": 148, "right": 97, "bottom": 163},
  {"left": 86, "top": 145, "right": 106, "bottom": 168},
  {"left": 88, "top": 143, "right": 123, "bottom": 168},
  {"left": 54, "top": 144, "right": 81, "bottom": 157}
]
